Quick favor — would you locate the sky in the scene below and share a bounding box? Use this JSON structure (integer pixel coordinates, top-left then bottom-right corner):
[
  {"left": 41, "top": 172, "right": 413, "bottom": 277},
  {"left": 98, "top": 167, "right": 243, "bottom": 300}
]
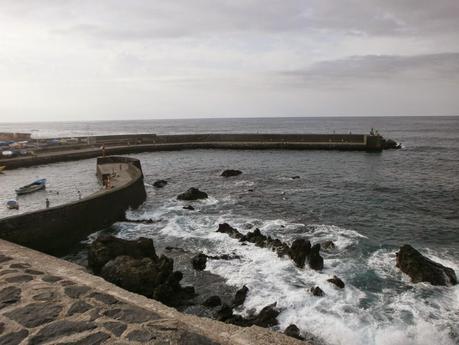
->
[{"left": 0, "top": 0, "right": 458, "bottom": 121}]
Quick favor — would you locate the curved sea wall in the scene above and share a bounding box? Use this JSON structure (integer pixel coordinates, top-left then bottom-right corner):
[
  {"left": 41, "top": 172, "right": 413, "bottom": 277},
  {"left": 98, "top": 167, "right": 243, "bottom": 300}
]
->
[{"left": 0, "top": 156, "right": 146, "bottom": 255}]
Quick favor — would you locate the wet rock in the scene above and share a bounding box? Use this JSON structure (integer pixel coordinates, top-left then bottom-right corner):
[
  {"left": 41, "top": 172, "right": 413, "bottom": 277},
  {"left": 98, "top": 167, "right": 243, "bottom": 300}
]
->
[
  {"left": 67, "top": 301, "right": 93, "bottom": 316},
  {"left": 103, "top": 321, "right": 127, "bottom": 337},
  {"left": 322, "top": 240, "right": 336, "bottom": 250},
  {"left": 6, "top": 303, "right": 63, "bottom": 328},
  {"left": 396, "top": 244, "right": 457, "bottom": 286},
  {"left": 216, "top": 304, "right": 233, "bottom": 321},
  {"left": 284, "top": 324, "right": 304, "bottom": 340},
  {"left": 64, "top": 285, "right": 90, "bottom": 299},
  {"left": 153, "top": 179, "right": 168, "bottom": 188},
  {"left": 291, "top": 176, "right": 300, "bottom": 179},
  {"left": 0, "top": 329, "right": 29, "bottom": 345},
  {"left": 382, "top": 138, "right": 401, "bottom": 149},
  {"left": 0, "top": 286, "right": 21, "bottom": 310},
  {"left": 202, "top": 296, "right": 221, "bottom": 308},
  {"left": 327, "top": 275, "right": 345, "bottom": 289},
  {"left": 311, "top": 286, "right": 325, "bottom": 296},
  {"left": 308, "top": 244, "right": 324, "bottom": 270},
  {"left": 289, "top": 239, "right": 311, "bottom": 268},
  {"left": 221, "top": 169, "right": 242, "bottom": 177},
  {"left": 252, "top": 303, "right": 280, "bottom": 327},
  {"left": 217, "top": 223, "right": 244, "bottom": 240},
  {"left": 191, "top": 253, "right": 207, "bottom": 271},
  {"left": 233, "top": 285, "right": 249, "bottom": 307},
  {"left": 29, "top": 321, "right": 97, "bottom": 345},
  {"left": 104, "top": 306, "right": 159, "bottom": 323},
  {"left": 177, "top": 188, "right": 208, "bottom": 201},
  {"left": 183, "top": 205, "right": 195, "bottom": 210},
  {"left": 88, "top": 234, "right": 158, "bottom": 274}
]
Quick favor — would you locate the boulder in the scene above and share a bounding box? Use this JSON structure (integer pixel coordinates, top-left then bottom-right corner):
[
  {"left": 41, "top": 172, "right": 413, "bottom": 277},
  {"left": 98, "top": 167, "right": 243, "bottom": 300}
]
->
[
  {"left": 289, "top": 239, "right": 311, "bottom": 268},
  {"left": 153, "top": 180, "right": 168, "bottom": 188},
  {"left": 191, "top": 253, "right": 207, "bottom": 271},
  {"left": 252, "top": 303, "right": 280, "bottom": 327},
  {"left": 383, "top": 138, "right": 401, "bottom": 149},
  {"left": 221, "top": 169, "right": 242, "bottom": 177},
  {"left": 177, "top": 188, "right": 208, "bottom": 201},
  {"left": 327, "top": 275, "right": 345, "bottom": 289},
  {"left": 183, "top": 205, "right": 195, "bottom": 210},
  {"left": 88, "top": 235, "right": 158, "bottom": 274},
  {"left": 233, "top": 286, "right": 249, "bottom": 307},
  {"left": 322, "top": 240, "right": 336, "bottom": 250},
  {"left": 308, "top": 244, "right": 324, "bottom": 270},
  {"left": 290, "top": 176, "right": 300, "bottom": 179},
  {"left": 217, "top": 223, "right": 244, "bottom": 240},
  {"left": 396, "top": 244, "right": 457, "bottom": 286},
  {"left": 202, "top": 296, "right": 221, "bottom": 308},
  {"left": 284, "top": 324, "right": 304, "bottom": 340},
  {"left": 310, "top": 286, "right": 324, "bottom": 296},
  {"left": 216, "top": 304, "right": 233, "bottom": 322}
]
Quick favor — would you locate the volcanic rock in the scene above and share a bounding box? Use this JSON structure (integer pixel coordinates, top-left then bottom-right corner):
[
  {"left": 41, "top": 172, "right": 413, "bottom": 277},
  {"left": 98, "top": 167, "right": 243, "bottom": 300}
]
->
[
  {"left": 252, "top": 303, "right": 280, "bottom": 327},
  {"left": 396, "top": 244, "right": 457, "bottom": 286},
  {"left": 310, "top": 286, "right": 324, "bottom": 296},
  {"left": 88, "top": 235, "right": 158, "bottom": 274},
  {"left": 153, "top": 179, "right": 168, "bottom": 188},
  {"left": 308, "top": 243, "right": 324, "bottom": 270},
  {"left": 289, "top": 239, "right": 311, "bottom": 268},
  {"left": 183, "top": 205, "right": 195, "bottom": 210},
  {"left": 191, "top": 253, "right": 207, "bottom": 271},
  {"left": 217, "top": 223, "right": 243, "bottom": 240},
  {"left": 202, "top": 296, "right": 221, "bottom": 308},
  {"left": 284, "top": 324, "right": 304, "bottom": 340},
  {"left": 327, "top": 275, "right": 345, "bottom": 289},
  {"left": 383, "top": 138, "right": 401, "bottom": 149},
  {"left": 233, "top": 286, "right": 249, "bottom": 307},
  {"left": 221, "top": 169, "right": 242, "bottom": 177},
  {"left": 177, "top": 188, "right": 208, "bottom": 201}
]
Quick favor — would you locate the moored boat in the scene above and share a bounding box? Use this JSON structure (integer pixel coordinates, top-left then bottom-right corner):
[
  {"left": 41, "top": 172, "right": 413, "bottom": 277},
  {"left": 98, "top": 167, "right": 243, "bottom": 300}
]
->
[
  {"left": 15, "top": 178, "right": 47, "bottom": 195},
  {"left": 6, "top": 200, "right": 19, "bottom": 209}
]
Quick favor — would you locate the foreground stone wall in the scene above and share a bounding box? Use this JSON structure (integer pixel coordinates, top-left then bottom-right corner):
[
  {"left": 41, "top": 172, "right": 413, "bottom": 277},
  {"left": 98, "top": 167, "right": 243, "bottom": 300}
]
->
[
  {"left": 0, "top": 157, "right": 147, "bottom": 255},
  {"left": 0, "top": 239, "right": 307, "bottom": 345}
]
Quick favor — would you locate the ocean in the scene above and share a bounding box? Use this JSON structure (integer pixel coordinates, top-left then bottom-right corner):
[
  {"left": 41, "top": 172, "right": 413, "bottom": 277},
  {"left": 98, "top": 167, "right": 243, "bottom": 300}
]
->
[{"left": 0, "top": 116, "right": 458, "bottom": 345}]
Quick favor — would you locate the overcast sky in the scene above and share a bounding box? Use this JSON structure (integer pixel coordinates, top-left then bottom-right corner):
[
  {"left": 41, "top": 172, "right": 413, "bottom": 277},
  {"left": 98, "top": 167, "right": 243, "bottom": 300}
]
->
[{"left": 0, "top": 0, "right": 458, "bottom": 121}]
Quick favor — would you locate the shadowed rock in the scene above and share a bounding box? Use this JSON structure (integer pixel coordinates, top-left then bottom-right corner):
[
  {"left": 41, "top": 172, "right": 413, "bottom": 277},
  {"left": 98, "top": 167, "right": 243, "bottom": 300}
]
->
[
  {"left": 327, "top": 275, "right": 345, "bottom": 289},
  {"left": 191, "top": 253, "right": 207, "bottom": 271},
  {"left": 217, "top": 223, "right": 244, "bottom": 240},
  {"left": 233, "top": 286, "right": 249, "bottom": 307},
  {"left": 284, "top": 324, "right": 304, "bottom": 340},
  {"left": 88, "top": 235, "right": 158, "bottom": 274},
  {"left": 177, "top": 188, "right": 208, "bottom": 201},
  {"left": 289, "top": 239, "right": 311, "bottom": 268},
  {"left": 252, "top": 303, "right": 280, "bottom": 327},
  {"left": 153, "top": 179, "right": 168, "bottom": 188},
  {"left": 221, "top": 169, "right": 242, "bottom": 177},
  {"left": 308, "top": 244, "right": 324, "bottom": 270},
  {"left": 322, "top": 240, "right": 336, "bottom": 250},
  {"left": 183, "top": 205, "right": 195, "bottom": 210},
  {"left": 311, "top": 286, "right": 325, "bottom": 296},
  {"left": 202, "top": 296, "right": 221, "bottom": 308},
  {"left": 396, "top": 244, "right": 457, "bottom": 286}
]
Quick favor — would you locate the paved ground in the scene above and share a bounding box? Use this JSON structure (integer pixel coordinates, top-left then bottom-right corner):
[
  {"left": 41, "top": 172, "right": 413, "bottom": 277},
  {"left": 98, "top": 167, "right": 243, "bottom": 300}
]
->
[{"left": 0, "top": 240, "right": 308, "bottom": 345}]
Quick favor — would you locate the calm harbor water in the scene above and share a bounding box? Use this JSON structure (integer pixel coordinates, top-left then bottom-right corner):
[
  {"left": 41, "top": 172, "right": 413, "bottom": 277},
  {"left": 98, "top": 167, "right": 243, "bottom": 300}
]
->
[{"left": 0, "top": 116, "right": 458, "bottom": 345}]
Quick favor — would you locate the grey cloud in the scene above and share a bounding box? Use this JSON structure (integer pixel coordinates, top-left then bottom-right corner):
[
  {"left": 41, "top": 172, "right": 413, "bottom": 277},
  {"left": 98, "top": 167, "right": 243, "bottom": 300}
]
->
[{"left": 281, "top": 53, "right": 459, "bottom": 86}]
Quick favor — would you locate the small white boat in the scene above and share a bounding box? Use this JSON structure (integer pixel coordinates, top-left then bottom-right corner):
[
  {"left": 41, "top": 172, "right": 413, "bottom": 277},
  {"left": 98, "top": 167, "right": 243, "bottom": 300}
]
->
[
  {"left": 6, "top": 200, "right": 19, "bottom": 210},
  {"left": 15, "top": 178, "right": 47, "bottom": 195}
]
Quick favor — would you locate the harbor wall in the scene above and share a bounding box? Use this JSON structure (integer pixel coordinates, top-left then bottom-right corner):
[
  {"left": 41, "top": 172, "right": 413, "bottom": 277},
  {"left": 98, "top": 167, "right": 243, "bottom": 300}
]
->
[{"left": 0, "top": 156, "right": 146, "bottom": 255}]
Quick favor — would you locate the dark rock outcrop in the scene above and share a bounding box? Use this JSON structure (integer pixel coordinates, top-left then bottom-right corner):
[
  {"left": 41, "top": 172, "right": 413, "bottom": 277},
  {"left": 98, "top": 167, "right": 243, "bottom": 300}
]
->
[
  {"left": 153, "top": 180, "right": 168, "bottom": 188},
  {"left": 252, "top": 303, "right": 280, "bottom": 327},
  {"left": 322, "top": 240, "right": 336, "bottom": 250},
  {"left": 88, "top": 235, "right": 193, "bottom": 307},
  {"left": 217, "top": 223, "right": 243, "bottom": 240},
  {"left": 396, "top": 244, "right": 457, "bottom": 286},
  {"left": 88, "top": 235, "right": 157, "bottom": 274},
  {"left": 221, "top": 169, "right": 242, "bottom": 177},
  {"left": 217, "top": 302, "right": 280, "bottom": 329},
  {"left": 202, "top": 296, "right": 221, "bottom": 308},
  {"left": 308, "top": 244, "right": 324, "bottom": 270},
  {"left": 191, "top": 253, "right": 207, "bottom": 271},
  {"left": 284, "top": 324, "right": 304, "bottom": 340},
  {"left": 177, "top": 188, "right": 208, "bottom": 201},
  {"left": 183, "top": 205, "right": 195, "bottom": 210},
  {"left": 289, "top": 239, "right": 311, "bottom": 268},
  {"left": 233, "top": 286, "right": 249, "bottom": 307},
  {"left": 382, "top": 138, "right": 401, "bottom": 149},
  {"left": 310, "top": 286, "right": 324, "bottom": 296},
  {"left": 327, "top": 275, "right": 345, "bottom": 289}
]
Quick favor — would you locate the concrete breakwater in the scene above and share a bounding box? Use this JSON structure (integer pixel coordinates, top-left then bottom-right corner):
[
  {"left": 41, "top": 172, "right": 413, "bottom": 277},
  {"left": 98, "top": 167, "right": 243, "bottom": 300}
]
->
[
  {"left": 0, "top": 156, "right": 146, "bottom": 255},
  {"left": 0, "top": 133, "right": 386, "bottom": 169}
]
